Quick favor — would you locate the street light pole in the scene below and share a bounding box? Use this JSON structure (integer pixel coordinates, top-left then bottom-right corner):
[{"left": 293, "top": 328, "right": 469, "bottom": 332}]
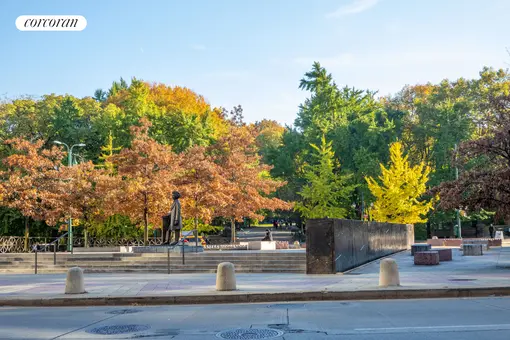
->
[
  {"left": 455, "top": 143, "right": 462, "bottom": 239},
  {"left": 53, "top": 141, "right": 86, "bottom": 252}
]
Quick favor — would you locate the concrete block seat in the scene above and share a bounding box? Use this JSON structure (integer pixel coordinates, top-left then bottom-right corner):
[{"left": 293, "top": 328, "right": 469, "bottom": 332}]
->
[
  {"left": 414, "top": 251, "right": 439, "bottom": 265},
  {"left": 436, "top": 248, "right": 452, "bottom": 261},
  {"left": 463, "top": 244, "right": 483, "bottom": 256},
  {"left": 411, "top": 244, "right": 431, "bottom": 256},
  {"left": 461, "top": 240, "right": 489, "bottom": 251}
]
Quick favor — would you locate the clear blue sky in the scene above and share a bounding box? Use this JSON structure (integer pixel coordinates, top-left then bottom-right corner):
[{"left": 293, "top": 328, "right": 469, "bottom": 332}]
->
[{"left": 1, "top": 0, "right": 509, "bottom": 125}]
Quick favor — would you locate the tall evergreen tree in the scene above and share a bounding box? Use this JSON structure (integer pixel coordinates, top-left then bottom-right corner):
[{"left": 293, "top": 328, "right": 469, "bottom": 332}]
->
[{"left": 294, "top": 136, "right": 356, "bottom": 219}]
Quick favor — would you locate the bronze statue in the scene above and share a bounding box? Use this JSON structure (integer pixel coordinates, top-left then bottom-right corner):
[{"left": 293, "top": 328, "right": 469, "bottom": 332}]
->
[{"left": 162, "top": 191, "right": 183, "bottom": 245}]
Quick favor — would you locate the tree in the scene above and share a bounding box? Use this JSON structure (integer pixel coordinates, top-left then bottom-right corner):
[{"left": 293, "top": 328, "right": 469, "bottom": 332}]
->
[
  {"left": 366, "top": 141, "right": 433, "bottom": 224},
  {"left": 98, "top": 130, "right": 121, "bottom": 171},
  {"left": 177, "top": 145, "right": 232, "bottom": 241},
  {"left": 436, "top": 92, "right": 510, "bottom": 222},
  {"left": 58, "top": 162, "right": 116, "bottom": 239},
  {"left": 253, "top": 119, "right": 285, "bottom": 164},
  {"left": 295, "top": 62, "right": 400, "bottom": 216},
  {"left": 211, "top": 125, "right": 291, "bottom": 242},
  {"left": 0, "top": 138, "right": 66, "bottom": 249},
  {"left": 108, "top": 118, "right": 180, "bottom": 245},
  {"left": 294, "top": 136, "right": 356, "bottom": 219},
  {"left": 93, "top": 89, "right": 107, "bottom": 102}
]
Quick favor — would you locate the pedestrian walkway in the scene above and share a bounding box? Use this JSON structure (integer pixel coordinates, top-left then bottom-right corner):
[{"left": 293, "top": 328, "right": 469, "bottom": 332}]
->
[{"left": 1, "top": 247, "right": 510, "bottom": 305}]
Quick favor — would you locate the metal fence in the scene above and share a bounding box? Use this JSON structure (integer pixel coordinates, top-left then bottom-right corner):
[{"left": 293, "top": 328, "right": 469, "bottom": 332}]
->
[
  {"left": 0, "top": 236, "right": 165, "bottom": 253},
  {"left": 0, "top": 236, "right": 233, "bottom": 253}
]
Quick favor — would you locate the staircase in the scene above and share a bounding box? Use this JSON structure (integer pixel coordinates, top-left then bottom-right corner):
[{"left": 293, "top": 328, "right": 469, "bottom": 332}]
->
[{"left": 0, "top": 250, "right": 306, "bottom": 274}]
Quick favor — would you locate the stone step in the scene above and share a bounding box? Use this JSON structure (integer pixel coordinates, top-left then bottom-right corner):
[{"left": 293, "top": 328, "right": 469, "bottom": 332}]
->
[
  {"left": 0, "top": 263, "right": 306, "bottom": 269},
  {"left": 2, "top": 256, "right": 305, "bottom": 262},
  {"left": 0, "top": 260, "right": 304, "bottom": 266},
  {"left": 0, "top": 252, "right": 305, "bottom": 258},
  {"left": 0, "top": 267, "right": 305, "bottom": 274}
]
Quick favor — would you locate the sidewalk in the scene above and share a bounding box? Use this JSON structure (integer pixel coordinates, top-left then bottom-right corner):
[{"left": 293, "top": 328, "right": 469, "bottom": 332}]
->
[{"left": 2, "top": 247, "right": 510, "bottom": 306}]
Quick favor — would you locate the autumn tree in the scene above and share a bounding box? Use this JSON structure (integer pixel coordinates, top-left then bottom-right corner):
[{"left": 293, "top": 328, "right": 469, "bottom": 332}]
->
[
  {"left": 366, "top": 141, "right": 433, "bottom": 224},
  {"left": 58, "top": 162, "right": 117, "bottom": 242},
  {"left": 294, "top": 136, "right": 356, "bottom": 219},
  {"left": 211, "top": 125, "right": 291, "bottom": 242},
  {"left": 108, "top": 118, "right": 180, "bottom": 245},
  {"left": 176, "top": 145, "right": 232, "bottom": 243},
  {"left": 0, "top": 138, "right": 66, "bottom": 250},
  {"left": 436, "top": 92, "right": 510, "bottom": 222}
]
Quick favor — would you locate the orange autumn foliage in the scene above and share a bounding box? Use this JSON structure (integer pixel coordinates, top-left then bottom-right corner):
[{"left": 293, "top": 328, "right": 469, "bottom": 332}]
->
[
  {"left": 107, "top": 118, "right": 180, "bottom": 243},
  {"left": 210, "top": 125, "right": 291, "bottom": 241},
  {"left": 177, "top": 145, "right": 232, "bottom": 224},
  {"left": 57, "top": 162, "right": 117, "bottom": 230},
  {"left": 0, "top": 138, "right": 67, "bottom": 226}
]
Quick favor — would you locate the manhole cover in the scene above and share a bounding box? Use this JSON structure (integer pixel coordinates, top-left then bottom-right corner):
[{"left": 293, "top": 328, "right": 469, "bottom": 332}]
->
[
  {"left": 106, "top": 309, "right": 142, "bottom": 315},
  {"left": 449, "top": 278, "right": 477, "bottom": 282},
  {"left": 216, "top": 328, "right": 284, "bottom": 339},
  {"left": 86, "top": 324, "right": 150, "bottom": 335},
  {"left": 268, "top": 303, "right": 305, "bottom": 309}
]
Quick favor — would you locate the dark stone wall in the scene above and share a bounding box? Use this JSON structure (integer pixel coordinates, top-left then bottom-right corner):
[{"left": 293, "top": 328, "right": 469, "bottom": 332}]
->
[{"left": 306, "top": 219, "right": 414, "bottom": 274}]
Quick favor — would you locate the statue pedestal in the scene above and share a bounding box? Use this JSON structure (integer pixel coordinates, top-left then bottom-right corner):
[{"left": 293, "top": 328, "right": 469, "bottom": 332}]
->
[{"left": 131, "top": 245, "right": 204, "bottom": 253}]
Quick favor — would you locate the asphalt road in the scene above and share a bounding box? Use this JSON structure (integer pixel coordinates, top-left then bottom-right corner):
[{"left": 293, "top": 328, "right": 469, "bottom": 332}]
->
[{"left": 1, "top": 297, "right": 510, "bottom": 339}]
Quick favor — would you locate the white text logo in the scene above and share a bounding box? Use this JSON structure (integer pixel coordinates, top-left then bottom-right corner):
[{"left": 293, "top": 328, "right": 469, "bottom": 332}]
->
[{"left": 16, "top": 15, "right": 87, "bottom": 31}]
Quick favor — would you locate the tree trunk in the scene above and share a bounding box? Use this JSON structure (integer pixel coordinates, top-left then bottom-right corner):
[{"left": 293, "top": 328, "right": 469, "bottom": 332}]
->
[
  {"left": 231, "top": 218, "right": 236, "bottom": 244},
  {"left": 24, "top": 216, "right": 29, "bottom": 252},
  {"left": 426, "top": 222, "right": 431, "bottom": 239},
  {"left": 84, "top": 229, "right": 89, "bottom": 248},
  {"left": 143, "top": 209, "right": 149, "bottom": 246},
  {"left": 194, "top": 216, "right": 199, "bottom": 252},
  {"left": 143, "top": 194, "right": 148, "bottom": 246}
]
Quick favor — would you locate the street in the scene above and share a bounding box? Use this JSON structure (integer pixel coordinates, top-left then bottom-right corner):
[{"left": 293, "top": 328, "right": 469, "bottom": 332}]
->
[{"left": 2, "top": 297, "right": 510, "bottom": 339}]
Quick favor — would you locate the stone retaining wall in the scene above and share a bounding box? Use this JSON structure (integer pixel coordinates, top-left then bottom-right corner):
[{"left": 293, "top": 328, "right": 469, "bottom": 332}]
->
[{"left": 306, "top": 219, "right": 414, "bottom": 274}]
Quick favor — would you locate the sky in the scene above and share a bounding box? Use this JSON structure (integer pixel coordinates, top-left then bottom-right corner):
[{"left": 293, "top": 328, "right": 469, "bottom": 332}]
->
[{"left": 1, "top": 0, "right": 509, "bottom": 126}]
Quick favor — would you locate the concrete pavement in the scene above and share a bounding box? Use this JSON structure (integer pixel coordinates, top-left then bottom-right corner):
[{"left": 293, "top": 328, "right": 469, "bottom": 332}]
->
[
  {"left": 1, "top": 247, "right": 510, "bottom": 305},
  {"left": 2, "top": 298, "right": 510, "bottom": 339}
]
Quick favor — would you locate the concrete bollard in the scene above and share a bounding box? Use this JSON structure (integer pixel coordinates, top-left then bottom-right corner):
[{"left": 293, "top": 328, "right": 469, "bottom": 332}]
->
[
  {"left": 379, "top": 258, "right": 400, "bottom": 287},
  {"left": 65, "top": 267, "right": 86, "bottom": 294},
  {"left": 216, "top": 262, "right": 236, "bottom": 291}
]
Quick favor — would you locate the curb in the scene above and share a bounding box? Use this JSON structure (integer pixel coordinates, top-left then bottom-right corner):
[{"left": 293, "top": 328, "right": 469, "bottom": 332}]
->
[{"left": 2, "top": 287, "right": 510, "bottom": 307}]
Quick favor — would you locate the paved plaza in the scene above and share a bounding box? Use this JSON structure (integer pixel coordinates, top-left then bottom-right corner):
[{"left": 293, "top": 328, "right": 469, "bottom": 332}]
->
[{"left": 1, "top": 247, "right": 510, "bottom": 302}]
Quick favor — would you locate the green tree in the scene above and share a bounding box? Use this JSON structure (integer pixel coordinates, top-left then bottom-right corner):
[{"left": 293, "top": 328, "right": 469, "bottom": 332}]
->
[{"left": 294, "top": 136, "right": 356, "bottom": 219}]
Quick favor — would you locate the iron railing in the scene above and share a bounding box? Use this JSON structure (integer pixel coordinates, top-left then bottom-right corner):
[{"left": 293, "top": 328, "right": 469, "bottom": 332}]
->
[
  {"left": 0, "top": 236, "right": 235, "bottom": 253},
  {"left": 33, "top": 232, "right": 69, "bottom": 274}
]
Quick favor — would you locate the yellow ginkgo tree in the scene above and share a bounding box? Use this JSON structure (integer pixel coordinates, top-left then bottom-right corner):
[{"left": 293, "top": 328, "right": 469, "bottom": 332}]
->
[{"left": 365, "top": 141, "right": 433, "bottom": 224}]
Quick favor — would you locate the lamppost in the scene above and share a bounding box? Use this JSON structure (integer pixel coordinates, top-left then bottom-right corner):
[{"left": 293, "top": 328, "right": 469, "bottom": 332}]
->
[
  {"left": 53, "top": 141, "right": 86, "bottom": 252},
  {"left": 454, "top": 144, "right": 462, "bottom": 239},
  {"left": 351, "top": 203, "right": 357, "bottom": 219}
]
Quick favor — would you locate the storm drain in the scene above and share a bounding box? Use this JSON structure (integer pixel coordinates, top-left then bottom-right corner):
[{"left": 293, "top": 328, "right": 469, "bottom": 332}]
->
[
  {"left": 106, "top": 309, "right": 142, "bottom": 315},
  {"left": 216, "top": 328, "right": 284, "bottom": 339},
  {"left": 449, "top": 278, "right": 477, "bottom": 282},
  {"left": 86, "top": 324, "right": 150, "bottom": 335}
]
